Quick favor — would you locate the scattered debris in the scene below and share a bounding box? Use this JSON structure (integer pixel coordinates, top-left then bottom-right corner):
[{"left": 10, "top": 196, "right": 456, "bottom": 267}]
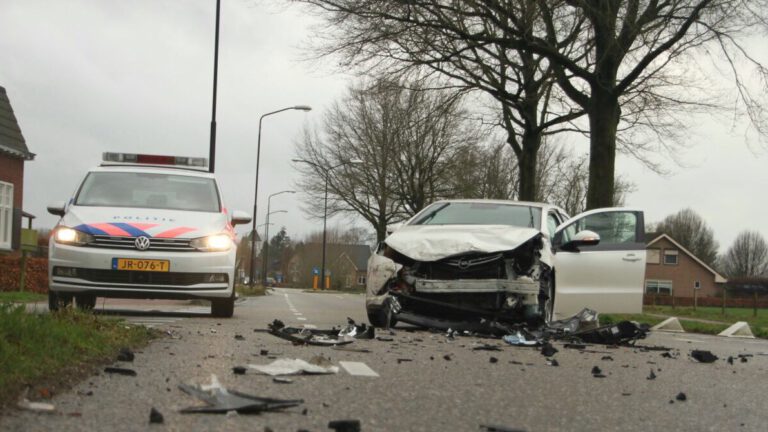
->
[
  {"left": 727, "top": 356, "right": 734, "bottom": 365},
  {"left": 179, "top": 375, "right": 303, "bottom": 414},
  {"left": 234, "top": 334, "right": 245, "bottom": 341},
  {"left": 547, "top": 359, "right": 559, "bottom": 367},
  {"left": 149, "top": 407, "right": 164, "bottom": 424},
  {"left": 267, "top": 320, "right": 354, "bottom": 346},
  {"left": 339, "top": 361, "right": 379, "bottom": 377},
  {"left": 647, "top": 370, "right": 657, "bottom": 380},
  {"left": 260, "top": 349, "right": 269, "bottom": 356},
  {"left": 676, "top": 392, "right": 687, "bottom": 401},
  {"left": 591, "top": 366, "right": 606, "bottom": 378},
  {"left": 104, "top": 367, "right": 137, "bottom": 376},
  {"left": 232, "top": 366, "right": 247, "bottom": 375},
  {"left": 540, "top": 343, "right": 558, "bottom": 357},
  {"left": 601, "top": 355, "right": 614, "bottom": 361},
  {"left": 328, "top": 419, "right": 362, "bottom": 432},
  {"left": 248, "top": 356, "right": 339, "bottom": 376},
  {"left": 443, "top": 354, "right": 453, "bottom": 361},
  {"left": 376, "top": 336, "right": 394, "bottom": 342},
  {"left": 546, "top": 308, "right": 599, "bottom": 334},
  {"left": 17, "top": 394, "right": 55, "bottom": 413},
  {"left": 273, "top": 377, "right": 293, "bottom": 384},
  {"left": 397, "top": 358, "right": 413, "bottom": 364},
  {"left": 691, "top": 350, "right": 718, "bottom": 363},
  {"left": 117, "top": 348, "right": 135, "bottom": 362},
  {"left": 332, "top": 346, "right": 372, "bottom": 353},
  {"left": 472, "top": 343, "right": 503, "bottom": 352},
  {"left": 565, "top": 321, "right": 648, "bottom": 346},
  {"left": 503, "top": 332, "right": 538, "bottom": 347},
  {"left": 490, "top": 357, "right": 499, "bottom": 364},
  {"left": 563, "top": 343, "right": 587, "bottom": 350}
]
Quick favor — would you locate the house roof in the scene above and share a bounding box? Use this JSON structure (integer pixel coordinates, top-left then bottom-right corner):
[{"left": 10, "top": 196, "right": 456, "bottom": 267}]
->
[
  {"left": 646, "top": 233, "right": 727, "bottom": 283},
  {"left": 337, "top": 244, "right": 372, "bottom": 271},
  {"left": 0, "top": 85, "right": 34, "bottom": 160}
]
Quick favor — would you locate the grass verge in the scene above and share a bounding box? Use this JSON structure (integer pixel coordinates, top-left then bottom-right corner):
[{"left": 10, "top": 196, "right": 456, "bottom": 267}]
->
[
  {"left": 0, "top": 303, "right": 154, "bottom": 406},
  {"left": 601, "top": 311, "right": 768, "bottom": 339},
  {"left": 235, "top": 284, "right": 267, "bottom": 297},
  {"left": 0, "top": 291, "right": 47, "bottom": 303}
]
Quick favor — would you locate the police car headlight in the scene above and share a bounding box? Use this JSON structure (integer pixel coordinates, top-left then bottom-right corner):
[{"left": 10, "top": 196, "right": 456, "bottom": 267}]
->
[
  {"left": 191, "top": 234, "right": 232, "bottom": 252},
  {"left": 54, "top": 227, "right": 94, "bottom": 246}
]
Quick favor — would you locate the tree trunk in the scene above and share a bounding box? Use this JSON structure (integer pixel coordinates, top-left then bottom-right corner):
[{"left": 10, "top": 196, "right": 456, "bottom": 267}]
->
[
  {"left": 517, "top": 134, "right": 539, "bottom": 201},
  {"left": 586, "top": 88, "right": 620, "bottom": 209}
]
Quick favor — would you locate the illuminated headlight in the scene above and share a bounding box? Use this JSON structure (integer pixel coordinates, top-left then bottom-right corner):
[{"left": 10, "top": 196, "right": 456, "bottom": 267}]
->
[
  {"left": 190, "top": 234, "right": 232, "bottom": 252},
  {"left": 54, "top": 227, "right": 94, "bottom": 246}
]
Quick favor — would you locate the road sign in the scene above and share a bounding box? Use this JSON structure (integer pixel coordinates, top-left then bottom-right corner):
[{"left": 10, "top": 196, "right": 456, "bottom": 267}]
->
[{"left": 312, "top": 267, "right": 320, "bottom": 276}]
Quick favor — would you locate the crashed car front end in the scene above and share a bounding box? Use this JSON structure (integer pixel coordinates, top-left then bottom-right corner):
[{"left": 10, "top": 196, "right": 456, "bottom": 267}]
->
[{"left": 366, "top": 226, "right": 552, "bottom": 330}]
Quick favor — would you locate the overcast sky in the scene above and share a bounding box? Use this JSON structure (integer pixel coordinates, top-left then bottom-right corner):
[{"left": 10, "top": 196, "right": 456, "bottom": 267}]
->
[{"left": 1, "top": 0, "right": 766, "bottom": 253}]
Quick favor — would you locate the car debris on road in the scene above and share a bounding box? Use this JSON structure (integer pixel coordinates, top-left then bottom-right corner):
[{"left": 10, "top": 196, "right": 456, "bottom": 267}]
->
[
  {"left": 178, "top": 374, "right": 303, "bottom": 414},
  {"left": 246, "top": 356, "right": 339, "bottom": 376}
]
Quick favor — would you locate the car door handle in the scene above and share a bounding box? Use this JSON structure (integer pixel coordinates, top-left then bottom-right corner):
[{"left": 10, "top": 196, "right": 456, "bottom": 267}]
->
[{"left": 622, "top": 256, "right": 641, "bottom": 262}]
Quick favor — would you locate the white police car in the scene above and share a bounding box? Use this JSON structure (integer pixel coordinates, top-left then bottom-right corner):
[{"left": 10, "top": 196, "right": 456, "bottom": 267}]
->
[{"left": 47, "top": 152, "right": 251, "bottom": 317}]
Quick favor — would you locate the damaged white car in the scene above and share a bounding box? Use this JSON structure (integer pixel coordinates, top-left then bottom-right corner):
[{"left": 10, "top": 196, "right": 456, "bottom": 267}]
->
[{"left": 365, "top": 200, "right": 646, "bottom": 329}]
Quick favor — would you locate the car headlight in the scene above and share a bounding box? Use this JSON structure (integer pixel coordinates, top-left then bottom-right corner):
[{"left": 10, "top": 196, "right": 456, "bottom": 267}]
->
[
  {"left": 190, "top": 234, "right": 232, "bottom": 252},
  {"left": 54, "top": 227, "right": 94, "bottom": 246}
]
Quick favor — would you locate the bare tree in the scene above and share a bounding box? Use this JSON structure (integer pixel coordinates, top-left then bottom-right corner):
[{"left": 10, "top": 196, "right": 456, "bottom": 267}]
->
[
  {"left": 654, "top": 208, "right": 719, "bottom": 266},
  {"left": 296, "top": 0, "right": 768, "bottom": 209},
  {"left": 294, "top": 78, "right": 474, "bottom": 241},
  {"left": 722, "top": 230, "right": 768, "bottom": 278}
]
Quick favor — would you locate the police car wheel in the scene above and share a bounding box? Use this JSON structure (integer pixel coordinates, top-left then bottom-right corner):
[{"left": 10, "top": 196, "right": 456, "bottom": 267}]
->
[
  {"left": 48, "top": 291, "right": 73, "bottom": 312},
  {"left": 76, "top": 294, "right": 97, "bottom": 310},
  {"left": 211, "top": 293, "right": 235, "bottom": 318}
]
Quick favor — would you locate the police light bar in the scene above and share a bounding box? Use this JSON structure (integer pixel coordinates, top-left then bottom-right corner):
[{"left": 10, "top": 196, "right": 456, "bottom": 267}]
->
[{"left": 102, "top": 152, "right": 208, "bottom": 168}]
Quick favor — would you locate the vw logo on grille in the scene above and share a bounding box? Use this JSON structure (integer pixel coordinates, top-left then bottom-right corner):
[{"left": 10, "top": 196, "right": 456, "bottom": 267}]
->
[
  {"left": 457, "top": 259, "right": 470, "bottom": 269},
  {"left": 134, "top": 236, "right": 151, "bottom": 251}
]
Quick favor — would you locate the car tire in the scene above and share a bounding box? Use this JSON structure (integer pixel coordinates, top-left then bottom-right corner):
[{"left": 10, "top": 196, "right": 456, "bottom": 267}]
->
[
  {"left": 539, "top": 275, "right": 555, "bottom": 324},
  {"left": 75, "top": 294, "right": 97, "bottom": 310},
  {"left": 48, "top": 291, "right": 72, "bottom": 312},
  {"left": 367, "top": 307, "right": 397, "bottom": 329},
  {"left": 211, "top": 292, "right": 235, "bottom": 318}
]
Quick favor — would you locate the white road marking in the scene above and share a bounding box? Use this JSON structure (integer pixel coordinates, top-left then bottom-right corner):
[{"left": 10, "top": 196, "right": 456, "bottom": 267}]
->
[
  {"left": 339, "top": 361, "right": 379, "bottom": 377},
  {"left": 297, "top": 317, "right": 307, "bottom": 321}
]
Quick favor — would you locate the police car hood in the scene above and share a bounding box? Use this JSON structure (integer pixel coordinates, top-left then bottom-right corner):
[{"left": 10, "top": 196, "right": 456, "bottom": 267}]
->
[
  {"left": 62, "top": 205, "right": 230, "bottom": 239},
  {"left": 384, "top": 224, "right": 544, "bottom": 262}
]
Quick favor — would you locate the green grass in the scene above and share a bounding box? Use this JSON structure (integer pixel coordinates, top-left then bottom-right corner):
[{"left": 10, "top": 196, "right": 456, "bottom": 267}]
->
[
  {"left": 0, "top": 291, "right": 46, "bottom": 303},
  {"left": 0, "top": 303, "right": 154, "bottom": 404},
  {"left": 602, "top": 306, "right": 768, "bottom": 339},
  {"left": 235, "top": 284, "right": 267, "bottom": 297}
]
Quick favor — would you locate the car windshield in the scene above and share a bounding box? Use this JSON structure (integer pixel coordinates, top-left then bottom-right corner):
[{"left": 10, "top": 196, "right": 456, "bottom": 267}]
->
[
  {"left": 75, "top": 172, "right": 220, "bottom": 212},
  {"left": 410, "top": 202, "right": 541, "bottom": 229}
]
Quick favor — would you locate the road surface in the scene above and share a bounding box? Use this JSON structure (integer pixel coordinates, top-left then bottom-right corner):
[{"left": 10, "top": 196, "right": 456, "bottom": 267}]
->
[{"left": 3, "top": 287, "right": 768, "bottom": 431}]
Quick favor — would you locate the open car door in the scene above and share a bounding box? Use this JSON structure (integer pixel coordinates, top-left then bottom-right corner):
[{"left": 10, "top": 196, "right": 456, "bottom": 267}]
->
[{"left": 551, "top": 208, "right": 646, "bottom": 319}]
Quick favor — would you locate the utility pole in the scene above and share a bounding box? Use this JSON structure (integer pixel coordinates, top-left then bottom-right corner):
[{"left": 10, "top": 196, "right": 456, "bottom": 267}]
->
[{"left": 208, "top": 0, "right": 221, "bottom": 173}]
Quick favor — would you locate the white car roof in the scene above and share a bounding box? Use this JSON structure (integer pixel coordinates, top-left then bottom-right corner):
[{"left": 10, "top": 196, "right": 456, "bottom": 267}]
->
[{"left": 91, "top": 164, "right": 216, "bottom": 178}]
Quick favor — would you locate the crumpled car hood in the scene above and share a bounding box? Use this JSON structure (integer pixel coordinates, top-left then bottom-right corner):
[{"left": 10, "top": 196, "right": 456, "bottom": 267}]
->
[{"left": 384, "top": 224, "right": 542, "bottom": 262}]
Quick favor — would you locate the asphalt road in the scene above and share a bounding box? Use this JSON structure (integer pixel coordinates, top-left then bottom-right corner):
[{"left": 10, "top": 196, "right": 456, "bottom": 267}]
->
[{"left": 3, "top": 288, "right": 768, "bottom": 431}]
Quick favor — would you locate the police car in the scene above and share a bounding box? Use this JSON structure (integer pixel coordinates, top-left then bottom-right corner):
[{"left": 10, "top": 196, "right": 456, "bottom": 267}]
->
[{"left": 47, "top": 152, "right": 251, "bottom": 317}]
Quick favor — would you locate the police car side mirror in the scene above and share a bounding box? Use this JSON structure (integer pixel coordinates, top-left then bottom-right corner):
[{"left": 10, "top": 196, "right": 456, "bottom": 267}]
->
[
  {"left": 230, "top": 210, "right": 252, "bottom": 226},
  {"left": 47, "top": 201, "right": 67, "bottom": 217}
]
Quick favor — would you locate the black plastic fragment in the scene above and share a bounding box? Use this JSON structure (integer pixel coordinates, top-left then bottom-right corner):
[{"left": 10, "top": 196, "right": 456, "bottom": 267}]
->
[
  {"left": 540, "top": 343, "right": 558, "bottom": 357},
  {"left": 328, "top": 419, "right": 361, "bottom": 432},
  {"left": 232, "top": 366, "right": 247, "bottom": 375},
  {"left": 443, "top": 354, "right": 452, "bottom": 361},
  {"left": 569, "top": 321, "right": 647, "bottom": 345},
  {"left": 260, "top": 349, "right": 269, "bottom": 356},
  {"left": 178, "top": 382, "right": 303, "bottom": 414},
  {"left": 601, "top": 355, "right": 614, "bottom": 361},
  {"left": 647, "top": 369, "right": 657, "bottom": 380},
  {"left": 473, "top": 344, "right": 503, "bottom": 352},
  {"left": 104, "top": 367, "right": 137, "bottom": 376},
  {"left": 489, "top": 357, "right": 499, "bottom": 364},
  {"left": 397, "top": 358, "right": 413, "bottom": 364},
  {"left": 691, "top": 350, "right": 718, "bottom": 363},
  {"left": 149, "top": 407, "right": 164, "bottom": 424},
  {"left": 235, "top": 334, "right": 245, "bottom": 341},
  {"left": 117, "top": 348, "right": 134, "bottom": 362},
  {"left": 547, "top": 359, "right": 559, "bottom": 367},
  {"left": 676, "top": 392, "right": 687, "bottom": 401},
  {"left": 591, "top": 366, "right": 606, "bottom": 378},
  {"left": 727, "top": 356, "right": 734, "bottom": 365}
]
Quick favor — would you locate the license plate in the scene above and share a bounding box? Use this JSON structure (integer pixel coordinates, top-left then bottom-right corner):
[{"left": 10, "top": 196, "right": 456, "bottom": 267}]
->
[{"left": 112, "top": 258, "right": 170, "bottom": 272}]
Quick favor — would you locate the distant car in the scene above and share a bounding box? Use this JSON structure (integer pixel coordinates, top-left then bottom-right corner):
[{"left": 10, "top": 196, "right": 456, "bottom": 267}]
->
[
  {"left": 365, "top": 199, "right": 646, "bottom": 328},
  {"left": 47, "top": 152, "right": 252, "bottom": 317}
]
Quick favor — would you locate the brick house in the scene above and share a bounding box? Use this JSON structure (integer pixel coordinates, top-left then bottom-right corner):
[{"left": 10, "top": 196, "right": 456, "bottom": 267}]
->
[
  {"left": 333, "top": 244, "right": 371, "bottom": 290},
  {"left": 645, "top": 232, "right": 726, "bottom": 299},
  {"left": 0, "top": 85, "right": 35, "bottom": 252}
]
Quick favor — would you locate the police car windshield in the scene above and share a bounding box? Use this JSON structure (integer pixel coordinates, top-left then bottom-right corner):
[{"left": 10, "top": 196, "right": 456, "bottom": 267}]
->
[{"left": 75, "top": 172, "right": 220, "bottom": 212}]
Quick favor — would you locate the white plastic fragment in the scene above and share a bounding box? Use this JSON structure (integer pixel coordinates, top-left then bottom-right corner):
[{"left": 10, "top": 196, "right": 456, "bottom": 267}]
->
[
  {"left": 718, "top": 321, "right": 755, "bottom": 339},
  {"left": 339, "top": 361, "right": 379, "bottom": 377},
  {"left": 650, "top": 317, "right": 685, "bottom": 333},
  {"left": 247, "top": 358, "right": 339, "bottom": 376},
  {"left": 17, "top": 399, "right": 55, "bottom": 413}
]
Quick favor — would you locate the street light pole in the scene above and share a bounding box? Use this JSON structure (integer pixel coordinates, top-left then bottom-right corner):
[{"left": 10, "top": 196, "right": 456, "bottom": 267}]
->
[
  {"left": 249, "top": 106, "right": 311, "bottom": 287},
  {"left": 262, "top": 190, "right": 294, "bottom": 284},
  {"left": 208, "top": 0, "right": 221, "bottom": 173},
  {"left": 292, "top": 158, "right": 363, "bottom": 290}
]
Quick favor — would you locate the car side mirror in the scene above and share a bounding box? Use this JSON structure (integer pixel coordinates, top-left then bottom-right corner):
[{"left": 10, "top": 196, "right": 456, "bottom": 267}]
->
[
  {"left": 230, "top": 210, "right": 252, "bottom": 226},
  {"left": 47, "top": 201, "right": 67, "bottom": 217},
  {"left": 559, "top": 230, "right": 600, "bottom": 252},
  {"left": 386, "top": 223, "right": 403, "bottom": 235}
]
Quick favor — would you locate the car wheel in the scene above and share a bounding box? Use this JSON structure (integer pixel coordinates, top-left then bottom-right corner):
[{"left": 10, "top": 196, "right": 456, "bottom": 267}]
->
[
  {"left": 211, "top": 292, "right": 235, "bottom": 318},
  {"left": 75, "top": 294, "right": 97, "bottom": 310},
  {"left": 48, "top": 291, "right": 73, "bottom": 312},
  {"left": 367, "top": 306, "right": 397, "bottom": 329}
]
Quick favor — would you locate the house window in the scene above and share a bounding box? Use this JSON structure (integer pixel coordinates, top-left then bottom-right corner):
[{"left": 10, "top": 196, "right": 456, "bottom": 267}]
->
[
  {"left": 647, "top": 248, "right": 660, "bottom": 264},
  {"left": 357, "top": 275, "right": 366, "bottom": 285},
  {"left": 663, "top": 249, "right": 678, "bottom": 265},
  {"left": 646, "top": 280, "right": 673, "bottom": 295},
  {"left": 0, "top": 181, "right": 13, "bottom": 250}
]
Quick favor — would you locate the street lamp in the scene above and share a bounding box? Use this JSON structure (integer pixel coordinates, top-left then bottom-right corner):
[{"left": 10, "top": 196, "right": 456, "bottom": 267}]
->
[
  {"left": 263, "top": 190, "right": 294, "bottom": 284},
  {"left": 249, "top": 106, "right": 311, "bottom": 287},
  {"left": 292, "top": 158, "right": 364, "bottom": 289}
]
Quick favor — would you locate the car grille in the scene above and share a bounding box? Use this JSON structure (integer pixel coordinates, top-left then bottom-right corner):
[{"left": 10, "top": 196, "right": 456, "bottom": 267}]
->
[
  {"left": 89, "top": 235, "right": 195, "bottom": 252},
  {"left": 418, "top": 253, "right": 506, "bottom": 280},
  {"left": 66, "top": 268, "right": 227, "bottom": 286}
]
